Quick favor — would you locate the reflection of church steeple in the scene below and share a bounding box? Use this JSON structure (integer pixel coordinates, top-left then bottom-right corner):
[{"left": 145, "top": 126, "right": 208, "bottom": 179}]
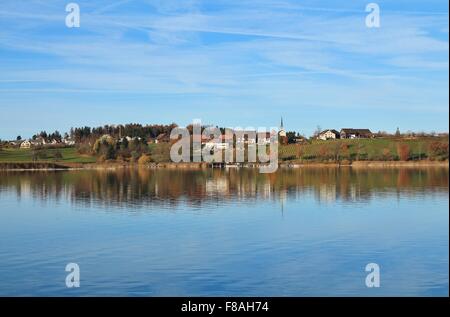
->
[{"left": 279, "top": 189, "right": 287, "bottom": 218}]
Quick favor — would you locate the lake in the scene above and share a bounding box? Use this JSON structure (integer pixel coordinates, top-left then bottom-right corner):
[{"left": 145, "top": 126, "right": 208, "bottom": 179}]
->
[{"left": 0, "top": 167, "right": 448, "bottom": 296}]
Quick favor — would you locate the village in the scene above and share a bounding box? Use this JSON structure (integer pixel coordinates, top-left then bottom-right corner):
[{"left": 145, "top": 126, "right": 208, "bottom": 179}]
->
[
  {"left": 4, "top": 117, "right": 447, "bottom": 151},
  {"left": 0, "top": 118, "right": 448, "bottom": 166}
]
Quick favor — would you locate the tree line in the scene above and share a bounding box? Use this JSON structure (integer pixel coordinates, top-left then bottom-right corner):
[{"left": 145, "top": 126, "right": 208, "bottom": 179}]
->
[{"left": 69, "top": 123, "right": 178, "bottom": 143}]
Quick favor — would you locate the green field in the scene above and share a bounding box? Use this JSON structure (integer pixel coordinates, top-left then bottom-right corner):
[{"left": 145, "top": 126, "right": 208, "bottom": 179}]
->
[
  {"left": 279, "top": 137, "right": 449, "bottom": 162},
  {"left": 0, "top": 147, "right": 97, "bottom": 164},
  {"left": 0, "top": 137, "right": 448, "bottom": 165}
]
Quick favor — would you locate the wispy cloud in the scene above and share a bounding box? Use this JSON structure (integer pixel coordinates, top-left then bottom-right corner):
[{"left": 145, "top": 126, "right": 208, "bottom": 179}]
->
[{"left": 0, "top": 0, "right": 448, "bottom": 138}]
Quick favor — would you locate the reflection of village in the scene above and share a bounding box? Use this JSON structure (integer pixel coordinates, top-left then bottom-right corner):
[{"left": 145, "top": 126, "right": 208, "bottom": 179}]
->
[{"left": 1, "top": 168, "right": 448, "bottom": 209}]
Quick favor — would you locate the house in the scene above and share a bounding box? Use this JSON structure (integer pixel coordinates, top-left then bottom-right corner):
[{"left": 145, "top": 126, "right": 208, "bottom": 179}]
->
[
  {"left": 125, "top": 136, "right": 142, "bottom": 142},
  {"left": 30, "top": 139, "right": 44, "bottom": 147},
  {"left": 20, "top": 140, "right": 31, "bottom": 149},
  {"left": 235, "top": 131, "right": 256, "bottom": 144},
  {"left": 220, "top": 134, "right": 234, "bottom": 144},
  {"left": 30, "top": 136, "right": 57, "bottom": 147},
  {"left": 203, "top": 135, "right": 233, "bottom": 150},
  {"left": 318, "top": 129, "right": 340, "bottom": 140},
  {"left": 218, "top": 134, "right": 235, "bottom": 149},
  {"left": 63, "top": 138, "right": 76, "bottom": 146},
  {"left": 201, "top": 135, "right": 212, "bottom": 144},
  {"left": 294, "top": 136, "right": 308, "bottom": 144},
  {"left": 31, "top": 136, "right": 46, "bottom": 146},
  {"left": 340, "top": 128, "right": 373, "bottom": 139},
  {"left": 100, "top": 134, "right": 114, "bottom": 142},
  {"left": 155, "top": 133, "right": 168, "bottom": 143},
  {"left": 204, "top": 141, "right": 229, "bottom": 150},
  {"left": 257, "top": 132, "right": 272, "bottom": 145}
]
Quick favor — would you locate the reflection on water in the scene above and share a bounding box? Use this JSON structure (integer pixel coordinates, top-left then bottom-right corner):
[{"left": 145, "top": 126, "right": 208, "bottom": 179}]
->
[
  {"left": 0, "top": 167, "right": 448, "bottom": 296},
  {"left": 0, "top": 167, "right": 448, "bottom": 209}
]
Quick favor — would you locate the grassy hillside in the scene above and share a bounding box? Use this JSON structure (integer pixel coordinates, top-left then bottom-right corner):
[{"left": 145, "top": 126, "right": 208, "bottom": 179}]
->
[
  {"left": 0, "top": 147, "right": 96, "bottom": 163},
  {"left": 279, "top": 137, "right": 449, "bottom": 162},
  {"left": 0, "top": 137, "right": 448, "bottom": 166}
]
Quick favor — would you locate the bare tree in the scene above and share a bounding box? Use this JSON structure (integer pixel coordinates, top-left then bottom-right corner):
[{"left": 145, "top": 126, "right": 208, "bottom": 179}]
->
[{"left": 313, "top": 125, "right": 322, "bottom": 138}]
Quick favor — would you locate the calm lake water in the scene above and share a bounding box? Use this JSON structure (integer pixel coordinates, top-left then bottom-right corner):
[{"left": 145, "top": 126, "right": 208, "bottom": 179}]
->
[{"left": 0, "top": 167, "right": 448, "bottom": 296}]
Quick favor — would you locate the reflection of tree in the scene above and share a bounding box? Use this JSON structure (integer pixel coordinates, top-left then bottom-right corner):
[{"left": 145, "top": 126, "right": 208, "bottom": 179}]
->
[
  {"left": 397, "top": 169, "right": 411, "bottom": 188},
  {"left": 0, "top": 167, "right": 448, "bottom": 209}
]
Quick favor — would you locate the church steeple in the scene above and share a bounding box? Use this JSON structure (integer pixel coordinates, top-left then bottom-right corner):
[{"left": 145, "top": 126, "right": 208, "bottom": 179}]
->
[{"left": 279, "top": 116, "right": 286, "bottom": 137}]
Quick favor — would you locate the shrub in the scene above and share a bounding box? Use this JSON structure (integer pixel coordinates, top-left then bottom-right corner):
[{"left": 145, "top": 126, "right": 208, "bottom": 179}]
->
[
  {"left": 54, "top": 150, "right": 63, "bottom": 161},
  {"left": 31, "top": 149, "right": 48, "bottom": 160},
  {"left": 149, "top": 143, "right": 172, "bottom": 163},
  {"left": 116, "top": 155, "right": 126, "bottom": 163},
  {"left": 130, "top": 151, "right": 140, "bottom": 162},
  {"left": 117, "top": 148, "right": 131, "bottom": 159},
  {"left": 76, "top": 142, "right": 92, "bottom": 155},
  {"left": 296, "top": 144, "right": 303, "bottom": 159},
  {"left": 382, "top": 148, "right": 392, "bottom": 160},
  {"left": 97, "top": 154, "right": 106, "bottom": 163},
  {"left": 355, "top": 143, "right": 366, "bottom": 161},
  {"left": 428, "top": 141, "right": 449, "bottom": 161},
  {"left": 318, "top": 145, "right": 330, "bottom": 161},
  {"left": 138, "top": 154, "right": 151, "bottom": 165},
  {"left": 340, "top": 143, "right": 349, "bottom": 159},
  {"left": 396, "top": 143, "right": 410, "bottom": 161},
  {"left": 106, "top": 144, "right": 116, "bottom": 160}
]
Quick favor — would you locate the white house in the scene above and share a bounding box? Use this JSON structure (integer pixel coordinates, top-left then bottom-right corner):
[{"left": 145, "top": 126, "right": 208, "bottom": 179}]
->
[
  {"left": 235, "top": 131, "right": 256, "bottom": 144},
  {"left": 257, "top": 131, "right": 276, "bottom": 145},
  {"left": 124, "top": 136, "right": 142, "bottom": 142},
  {"left": 30, "top": 136, "right": 46, "bottom": 146},
  {"left": 30, "top": 140, "right": 43, "bottom": 146},
  {"left": 204, "top": 141, "right": 230, "bottom": 150},
  {"left": 63, "top": 138, "right": 76, "bottom": 146},
  {"left": 20, "top": 140, "right": 31, "bottom": 149},
  {"left": 318, "top": 129, "right": 340, "bottom": 140}
]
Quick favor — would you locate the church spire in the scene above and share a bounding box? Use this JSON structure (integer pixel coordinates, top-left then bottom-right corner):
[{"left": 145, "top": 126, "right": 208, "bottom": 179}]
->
[{"left": 279, "top": 116, "right": 286, "bottom": 137}]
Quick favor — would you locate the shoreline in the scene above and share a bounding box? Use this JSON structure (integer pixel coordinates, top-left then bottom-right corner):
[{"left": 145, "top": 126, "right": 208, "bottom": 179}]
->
[
  {"left": 0, "top": 160, "right": 448, "bottom": 171},
  {"left": 283, "top": 161, "right": 449, "bottom": 168}
]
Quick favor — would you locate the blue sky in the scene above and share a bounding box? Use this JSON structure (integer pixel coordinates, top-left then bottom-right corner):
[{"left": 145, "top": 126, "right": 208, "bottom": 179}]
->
[{"left": 0, "top": 0, "right": 448, "bottom": 139}]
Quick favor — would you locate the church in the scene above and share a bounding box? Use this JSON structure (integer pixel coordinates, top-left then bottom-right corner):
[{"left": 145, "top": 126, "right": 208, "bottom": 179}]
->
[{"left": 279, "top": 117, "right": 286, "bottom": 137}]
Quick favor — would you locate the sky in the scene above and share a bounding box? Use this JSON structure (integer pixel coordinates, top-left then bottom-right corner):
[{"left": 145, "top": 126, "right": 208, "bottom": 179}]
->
[{"left": 0, "top": 0, "right": 448, "bottom": 140}]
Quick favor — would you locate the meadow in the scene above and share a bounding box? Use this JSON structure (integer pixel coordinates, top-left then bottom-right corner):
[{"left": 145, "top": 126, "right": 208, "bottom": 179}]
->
[
  {"left": 0, "top": 136, "right": 448, "bottom": 167},
  {"left": 0, "top": 147, "right": 96, "bottom": 164},
  {"left": 278, "top": 137, "right": 449, "bottom": 163}
]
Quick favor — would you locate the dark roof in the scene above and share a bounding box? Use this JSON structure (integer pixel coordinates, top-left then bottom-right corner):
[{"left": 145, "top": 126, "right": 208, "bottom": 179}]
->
[
  {"left": 320, "top": 129, "right": 340, "bottom": 135},
  {"left": 257, "top": 132, "right": 271, "bottom": 138},
  {"left": 220, "top": 134, "right": 234, "bottom": 141},
  {"left": 340, "top": 128, "right": 372, "bottom": 134},
  {"left": 156, "top": 133, "right": 167, "bottom": 140}
]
